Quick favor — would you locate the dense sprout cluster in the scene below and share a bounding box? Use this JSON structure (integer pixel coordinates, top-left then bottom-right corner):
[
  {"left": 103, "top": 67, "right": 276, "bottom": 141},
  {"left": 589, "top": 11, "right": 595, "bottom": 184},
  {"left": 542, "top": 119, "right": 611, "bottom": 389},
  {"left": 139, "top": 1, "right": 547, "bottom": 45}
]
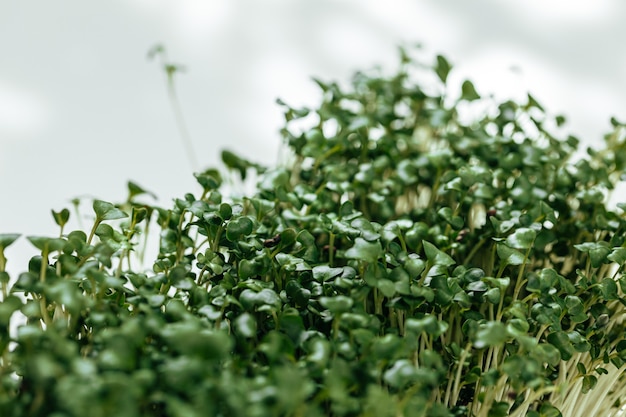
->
[{"left": 1, "top": 51, "right": 626, "bottom": 417}]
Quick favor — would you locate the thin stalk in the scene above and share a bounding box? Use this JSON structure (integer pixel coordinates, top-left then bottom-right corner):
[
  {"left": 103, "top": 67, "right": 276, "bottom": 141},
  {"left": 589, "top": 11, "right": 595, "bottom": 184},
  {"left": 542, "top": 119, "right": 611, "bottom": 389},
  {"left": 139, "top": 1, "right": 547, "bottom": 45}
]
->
[
  {"left": 449, "top": 343, "right": 472, "bottom": 406},
  {"left": 116, "top": 217, "right": 139, "bottom": 277},
  {"left": 149, "top": 45, "right": 198, "bottom": 171},
  {"left": 463, "top": 237, "right": 487, "bottom": 266},
  {"left": 86, "top": 218, "right": 101, "bottom": 246},
  {"left": 0, "top": 249, "right": 6, "bottom": 301},
  {"left": 39, "top": 246, "right": 51, "bottom": 327},
  {"left": 166, "top": 72, "right": 198, "bottom": 171}
]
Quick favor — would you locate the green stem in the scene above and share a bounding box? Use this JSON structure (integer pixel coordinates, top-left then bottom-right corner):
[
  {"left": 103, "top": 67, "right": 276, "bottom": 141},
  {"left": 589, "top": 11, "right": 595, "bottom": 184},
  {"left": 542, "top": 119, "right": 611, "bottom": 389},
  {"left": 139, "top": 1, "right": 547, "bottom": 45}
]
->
[
  {"left": 463, "top": 237, "right": 487, "bottom": 266},
  {"left": 427, "top": 169, "right": 442, "bottom": 209},
  {"left": 373, "top": 288, "right": 383, "bottom": 315},
  {"left": 450, "top": 343, "right": 472, "bottom": 406},
  {"left": 116, "top": 218, "right": 138, "bottom": 277},
  {"left": 39, "top": 246, "right": 51, "bottom": 327},
  {"left": 313, "top": 144, "right": 343, "bottom": 172},
  {"left": 0, "top": 250, "right": 6, "bottom": 301},
  {"left": 328, "top": 232, "right": 335, "bottom": 266},
  {"left": 211, "top": 225, "right": 224, "bottom": 252},
  {"left": 86, "top": 218, "right": 101, "bottom": 246},
  {"left": 167, "top": 77, "right": 198, "bottom": 171},
  {"left": 332, "top": 316, "right": 340, "bottom": 340}
]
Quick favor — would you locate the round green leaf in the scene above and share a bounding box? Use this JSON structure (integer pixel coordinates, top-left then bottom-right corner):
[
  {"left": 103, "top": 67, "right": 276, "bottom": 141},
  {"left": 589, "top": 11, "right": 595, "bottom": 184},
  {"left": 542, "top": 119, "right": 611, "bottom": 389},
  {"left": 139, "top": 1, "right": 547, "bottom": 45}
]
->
[
  {"left": 0, "top": 295, "right": 23, "bottom": 326},
  {"left": 473, "top": 321, "right": 508, "bottom": 349},
  {"left": 93, "top": 199, "right": 128, "bottom": 220},
  {"left": 345, "top": 237, "right": 382, "bottom": 263},
  {"left": 235, "top": 312, "right": 257, "bottom": 338},
  {"left": 225, "top": 216, "right": 254, "bottom": 242},
  {"left": 383, "top": 359, "right": 417, "bottom": 389},
  {"left": 312, "top": 265, "right": 343, "bottom": 282},
  {"left": 547, "top": 331, "right": 574, "bottom": 361},
  {"left": 319, "top": 295, "right": 353, "bottom": 315},
  {"left": 505, "top": 228, "right": 536, "bottom": 250}
]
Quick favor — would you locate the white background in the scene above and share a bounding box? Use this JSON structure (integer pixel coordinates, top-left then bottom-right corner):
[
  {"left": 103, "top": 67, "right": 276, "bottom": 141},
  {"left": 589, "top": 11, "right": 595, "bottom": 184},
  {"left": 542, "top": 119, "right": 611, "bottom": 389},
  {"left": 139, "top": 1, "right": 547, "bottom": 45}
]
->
[{"left": 1, "top": 0, "right": 626, "bottom": 275}]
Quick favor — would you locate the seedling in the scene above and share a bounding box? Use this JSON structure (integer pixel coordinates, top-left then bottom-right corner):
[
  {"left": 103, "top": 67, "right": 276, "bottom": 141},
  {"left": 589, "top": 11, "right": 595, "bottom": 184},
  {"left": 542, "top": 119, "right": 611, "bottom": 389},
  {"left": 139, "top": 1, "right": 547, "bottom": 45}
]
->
[{"left": 1, "top": 49, "right": 625, "bottom": 417}]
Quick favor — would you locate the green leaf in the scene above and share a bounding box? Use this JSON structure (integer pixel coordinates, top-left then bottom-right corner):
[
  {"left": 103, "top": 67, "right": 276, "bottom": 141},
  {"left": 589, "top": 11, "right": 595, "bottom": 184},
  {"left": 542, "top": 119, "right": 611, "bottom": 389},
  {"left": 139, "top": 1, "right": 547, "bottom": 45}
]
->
[
  {"left": 234, "top": 312, "right": 257, "bottom": 338},
  {"left": 429, "top": 275, "right": 454, "bottom": 306},
  {"left": 44, "top": 281, "right": 86, "bottom": 315},
  {"left": 531, "top": 302, "right": 562, "bottom": 328},
  {"left": 225, "top": 216, "right": 254, "bottom": 242},
  {"left": 222, "top": 149, "right": 254, "bottom": 180},
  {"left": 95, "top": 223, "right": 115, "bottom": 240},
  {"left": 239, "top": 288, "right": 281, "bottom": 311},
  {"left": 566, "top": 334, "right": 589, "bottom": 356},
  {"left": 127, "top": 181, "right": 157, "bottom": 200},
  {"left": 535, "top": 343, "right": 561, "bottom": 367},
  {"left": 473, "top": 321, "right": 508, "bottom": 349},
  {"left": 527, "top": 268, "right": 560, "bottom": 293},
  {"left": 27, "top": 236, "right": 66, "bottom": 252},
  {"left": 564, "top": 295, "right": 584, "bottom": 316},
  {"left": 405, "top": 315, "right": 448, "bottom": 337},
  {"left": 538, "top": 403, "right": 563, "bottom": 417},
  {"left": 93, "top": 200, "right": 128, "bottom": 221},
  {"left": 377, "top": 279, "right": 396, "bottom": 298},
  {"left": 312, "top": 265, "right": 344, "bottom": 282},
  {"left": 598, "top": 277, "right": 618, "bottom": 300},
  {"left": 505, "top": 228, "right": 536, "bottom": 249},
  {"left": 404, "top": 256, "right": 426, "bottom": 278},
  {"left": 296, "top": 230, "right": 318, "bottom": 262},
  {"left": 51, "top": 208, "right": 70, "bottom": 228},
  {"left": 278, "top": 228, "right": 297, "bottom": 248},
  {"left": 488, "top": 401, "right": 510, "bottom": 417},
  {"left": 467, "top": 281, "right": 488, "bottom": 292},
  {"left": 319, "top": 295, "right": 354, "bottom": 315},
  {"left": 581, "top": 374, "right": 597, "bottom": 394},
  {"left": 345, "top": 237, "right": 382, "bottom": 263},
  {"left": 461, "top": 80, "right": 480, "bottom": 101},
  {"left": 305, "top": 338, "right": 330, "bottom": 369},
  {"left": 435, "top": 55, "right": 452, "bottom": 83},
  {"left": 160, "top": 322, "right": 233, "bottom": 361},
  {"left": 0, "top": 295, "right": 23, "bottom": 326},
  {"left": 608, "top": 247, "right": 626, "bottom": 264},
  {"left": 383, "top": 359, "right": 418, "bottom": 389},
  {"left": 405, "top": 223, "right": 429, "bottom": 250},
  {"left": 547, "top": 331, "right": 574, "bottom": 361},
  {"left": 131, "top": 206, "right": 148, "bottom": 224},
  {"left": 194, "top": 168, "right": 223, "bottom": 191},
  {"left": 275, "top": 253, "right": 310, "bottom": 272},
  {"left": 574, "top": 241, "right": 611, "bottom": 268},
  {"left": 497, "top": 243, "right": 525, "bottom": 266},
  {"left": 437, "top": 207, "right": 464, "bottom": 230},
  {"left": 259, "top": 168, "right": 290, "bottom": 191},
  {"left": 423, "top": 241, "right": 455, "bottom": 266},
  {"left": 484, "top": 288, "right": 501, "bottom": 304},
  {"left": 526, "top": 93, "right": 544, "bottom": 111},
  {"left": 218, "top": 203, "right": 233, "bottom": 220},
  {"left": 0, "top": 233, "right": 20, "bottom": 249},
  {"left": 483, "top": 276, "right": 510, "bottom": 291}
]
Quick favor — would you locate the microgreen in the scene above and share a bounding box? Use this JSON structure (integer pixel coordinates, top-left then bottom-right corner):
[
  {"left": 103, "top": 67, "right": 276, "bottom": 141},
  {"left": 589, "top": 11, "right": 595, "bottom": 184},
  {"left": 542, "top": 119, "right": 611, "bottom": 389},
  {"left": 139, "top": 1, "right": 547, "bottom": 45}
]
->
[{"left": 1, "top": 49, "right": 626, "bottom": 417}]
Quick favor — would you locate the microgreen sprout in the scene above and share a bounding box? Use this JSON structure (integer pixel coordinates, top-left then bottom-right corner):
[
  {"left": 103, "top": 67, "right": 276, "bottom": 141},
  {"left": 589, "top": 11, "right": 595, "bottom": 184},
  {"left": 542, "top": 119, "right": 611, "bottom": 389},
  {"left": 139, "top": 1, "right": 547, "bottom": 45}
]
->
[{"left": 1, "top": 49, "right": 626, "bottom": 417}]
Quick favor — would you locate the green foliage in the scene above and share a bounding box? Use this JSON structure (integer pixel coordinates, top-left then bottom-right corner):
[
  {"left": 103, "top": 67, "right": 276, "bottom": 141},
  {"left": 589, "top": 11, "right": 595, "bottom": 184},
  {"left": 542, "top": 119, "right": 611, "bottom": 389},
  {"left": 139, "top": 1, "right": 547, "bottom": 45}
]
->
[{"left": 2, "top": 49, "right": 626, "bottom": 417}]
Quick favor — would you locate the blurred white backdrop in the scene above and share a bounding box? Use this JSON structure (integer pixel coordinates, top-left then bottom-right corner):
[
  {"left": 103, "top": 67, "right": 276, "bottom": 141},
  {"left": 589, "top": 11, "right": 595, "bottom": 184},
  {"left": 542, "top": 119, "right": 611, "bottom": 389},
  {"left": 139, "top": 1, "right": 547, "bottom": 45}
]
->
[{"left": 1, "top": 0, "right": 625, "bottom": 274}]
